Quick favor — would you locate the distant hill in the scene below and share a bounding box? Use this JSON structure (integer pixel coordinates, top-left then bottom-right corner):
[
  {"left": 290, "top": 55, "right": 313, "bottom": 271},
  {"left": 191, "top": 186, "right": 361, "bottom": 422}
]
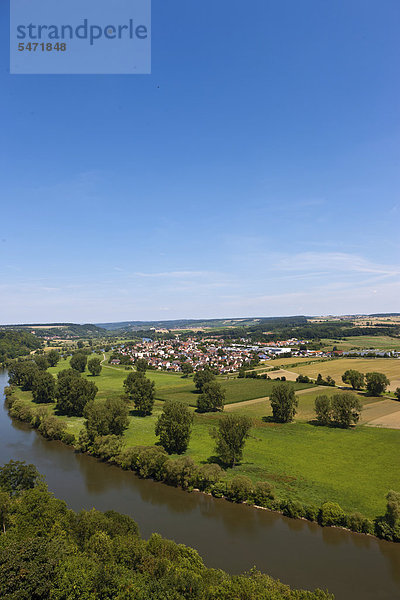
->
[
  {"left": 0, "top": 323, "right": 106, "bottom": 338},
  {"left": 96, "top": 316, "right": 308, "bottom": 332}
]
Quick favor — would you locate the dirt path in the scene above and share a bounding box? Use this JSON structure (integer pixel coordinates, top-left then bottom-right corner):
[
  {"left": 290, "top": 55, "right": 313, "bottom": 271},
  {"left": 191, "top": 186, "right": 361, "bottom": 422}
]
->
[{"left": 224, "top": 385, "right": 325, "bottom": 410}]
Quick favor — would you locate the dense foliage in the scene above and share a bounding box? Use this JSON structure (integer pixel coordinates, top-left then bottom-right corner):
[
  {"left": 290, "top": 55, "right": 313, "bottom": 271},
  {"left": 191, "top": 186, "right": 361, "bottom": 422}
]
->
[
  {"left": 212, "top": 414, "right": 252, "bottom": 467},
  {"left": 270, "top": 383, "right": 298, "bottom": 423},
  {"left": 0, "top": 461, "right": 334, "bottom": 600},
  {"left": 0, "top": 331, "right": 42, "bottom": 362},
  {"left": 155, "top": 400, "right": 193, "bottom": 454},
  {"left": 315, "top": 392, "right": 362, "bottom": 428},
  {"left": 124, "top": 372, "right": 155, "bottom": 415},
  {"left": 56, "top": 369, "right": 98, "bottom": 417}
]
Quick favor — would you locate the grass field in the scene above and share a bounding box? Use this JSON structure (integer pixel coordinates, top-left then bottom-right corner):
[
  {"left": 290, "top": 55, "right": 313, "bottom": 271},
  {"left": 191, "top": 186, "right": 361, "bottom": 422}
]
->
[
  {"left": 9, "top": 355, "right": 400, "bottom": 520},
  {"left": 293, "top": 357, "right": 400, "bottom": 392}
]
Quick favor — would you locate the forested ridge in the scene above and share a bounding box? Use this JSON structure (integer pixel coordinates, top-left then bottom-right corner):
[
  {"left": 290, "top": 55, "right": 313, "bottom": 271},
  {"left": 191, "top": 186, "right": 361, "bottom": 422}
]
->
[
  {"left": 0, "top": 331, "right": 42, "bottom": 362},
  {"left": 0, "top": 461, "right": 333, "bottom": 600}
]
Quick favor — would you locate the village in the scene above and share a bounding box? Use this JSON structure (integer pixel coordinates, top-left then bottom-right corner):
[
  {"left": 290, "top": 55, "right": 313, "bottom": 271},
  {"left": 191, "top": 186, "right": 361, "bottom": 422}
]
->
[{"left": 109, "top": 336, "right": 324, "bottom": 373}]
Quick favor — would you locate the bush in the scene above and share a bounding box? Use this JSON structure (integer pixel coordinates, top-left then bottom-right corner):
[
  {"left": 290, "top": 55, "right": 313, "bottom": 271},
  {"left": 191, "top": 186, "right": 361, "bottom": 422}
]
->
[
  {"left": 196, "top": 464, "right": 222, "bottom": 492},
  {"left": 252, "top": 481, "right": 275, "bottom": 507},
  {"left": 38, "top": 415, "right": 68, "bottom": 441},
  {"left": 319, "top": 501, "right": 346, "bottom": 527},
  {"left": 346, "top": 513, "right": 374, "bottom": 534},
  {"left": 304, "top": 505, "right": 319, "bottom": 522},
  {"left": 91, "top": 435, "right": 123, "bottom": 462},
  {"left": 227, "top": 476, "right": 253, "bottom": 503},
  {"left": 211, "top": 481, "right": 227, "bottom": 498},
  {"left": 164, "top": 457, "right": 198, "bottom": 489},
  {"left": 135, "top": 446, "right": 169, "bottom": 480},
  {"left": 282, "top": 500, "right": 306, "bottom": 519}
]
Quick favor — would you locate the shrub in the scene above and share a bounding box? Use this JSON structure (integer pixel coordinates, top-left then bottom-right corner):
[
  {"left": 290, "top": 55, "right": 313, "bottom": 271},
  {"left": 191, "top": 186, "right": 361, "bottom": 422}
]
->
[
  {"left": 38, "top": 415, "right": 68, "bottom": 441},
  {"left": 211, "top": 481, "right": 227, "bottom": 498},
  {"left": 91, "top": 435, "right": 123, "bottom": 462},
  {"left": 135, "top": 446, "right": 169, "bottom": 480},
  {"left": 252, "top": 481, "right": 275, "bottom": 507},
  {"left": 346, "top": 513, "right": 374, "bottom": 534},
  {"left": 164, "top": 457, "right": 198, "bottom": 489},
  {"left": 227, "top": 476, "right": 253, "bottom": 503},
  {"left": 319, "top": 501, "right": 346, "bottom": 527},
  {"left": 196, "top": 464, "right": 222, "bottom": 492},
  {"left": 282, "top": 500, "right": 306, "bottom": 519},
  {"left": 304, "top": 505, "right": 319, "bottom": 522}
]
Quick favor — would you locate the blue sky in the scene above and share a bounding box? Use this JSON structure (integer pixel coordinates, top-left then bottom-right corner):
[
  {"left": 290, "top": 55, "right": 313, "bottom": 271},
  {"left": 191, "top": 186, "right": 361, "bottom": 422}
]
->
[{"left": 0, "top": 1, "right": 399, "bottom": 324}]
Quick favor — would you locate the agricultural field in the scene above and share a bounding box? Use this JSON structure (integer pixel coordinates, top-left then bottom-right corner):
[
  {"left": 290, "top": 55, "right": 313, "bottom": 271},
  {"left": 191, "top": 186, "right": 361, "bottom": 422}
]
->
[
  {"left": 320, "top": 336, "right": 400, "bottom": 351},
  {"left": 293, "top": 357, "right": 400, "bottom": 392}
]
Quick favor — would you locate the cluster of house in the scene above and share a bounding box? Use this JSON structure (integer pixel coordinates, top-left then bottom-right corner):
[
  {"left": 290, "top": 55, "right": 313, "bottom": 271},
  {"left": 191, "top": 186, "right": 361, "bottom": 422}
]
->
[{"left": 109, "top": 337, "right": 318, "bottom": 374}]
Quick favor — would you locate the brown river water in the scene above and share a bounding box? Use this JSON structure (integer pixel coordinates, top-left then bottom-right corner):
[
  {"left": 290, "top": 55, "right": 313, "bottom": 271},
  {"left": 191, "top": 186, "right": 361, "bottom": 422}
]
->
[{"left": 1, "top": 370, "right": 399, "bottom": 599}]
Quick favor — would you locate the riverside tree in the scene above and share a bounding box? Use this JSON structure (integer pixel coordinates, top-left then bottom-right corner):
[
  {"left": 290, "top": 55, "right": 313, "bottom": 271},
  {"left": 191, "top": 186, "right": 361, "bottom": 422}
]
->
[
  {"left": 270, "top": 382, "right": 298, "bottom": 423},
  {"left": 84, "top": 398, "right": 129, "bottom": 440},
  {"left": 56, "top": 369, "right": 97, "bottom": 417},
  {"left": 342, "top": 369, "right": 365, "bottom": 390},
  {"left": 197, "top": 381, "right": 225, "bottom": 413},
  {"left": 124, "top": 372, "right": 155, "bottom": 415},
  {"left": 155, "top": 400, "right": 193, "bottom": 454},
  {"left": 70, "top": 353, "right": 88, "bottom": 373},
  {"left": 32, "top": 371, "right": 56, "bottom": 404},
  {"left": 365, "top": 372, "right": 390, "bottom": 396},
  {"left": 88, "top": 357, "right": 102, "bottom": 377},
  {"left": 213, "top": 414, "right": 252, "bottom": 467}
]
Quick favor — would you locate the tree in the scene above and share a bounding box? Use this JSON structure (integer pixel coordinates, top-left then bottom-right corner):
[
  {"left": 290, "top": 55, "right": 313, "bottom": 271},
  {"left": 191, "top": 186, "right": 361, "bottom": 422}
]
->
[
  {"left": 385, "top": 490, "right": 400, "bottom": 527},
  {"left": 181, "top": 362, "right": 194, "bottom": 377},
  {"left": 365, "top": 372, "right": 390, "bottom": 396},
  {"left": 213, "top": 414, "right": 252, "bottom": 467},
  {"left": 124, "top": 372, "right": 155, "bottom": 415},
  {"left": 155, "top": 400, "right": 193, "bottom": 454},
  {"left": 84, "top": 398, "right": 129, "bottom": 440},
  {"left": 315, "top": 395, "right": 331, "bottom": 426},
  {"left": 197, "top": 381, "right": 225, "bottom": 412},
  {"left": 32, "top": 371, "right": 56, "bottom": 404},
  {"left": 135, "top": 358, "right": 148, "bottom": 373},
  {"left": 395, "top": 388, "right": 400, "bottom": 402},
  {"left": 193, "top": 368, "right": 215, "bottom": 392},
  {"left": 56, "top": 369, "right": 97, "bottom": 417},
  {"left": 70, "top": 353, "right": 88, "bottom": 373},
  {"left": 0, "top": 460, "right": 42, "bottom": 496},
  {"left": 34, "top": 354, "right": 49, "bottom": 371},
  {"left": 88, "top": 357, "right": 102, "bottom": 377},
  {"left": 342, "top": 370, "right": 365, "bottom": 390},
  {"left": 47, "top": 350, "right": 60, "bottom": 367},
  {"left": 269, "top": 382, "right": 298, "bottom": 423},
  {"left": 330, "top": 392, "right": 362, "bottom": 428},
  {"left": 9, "top": 361, "right": 40, "bottom": 391}
]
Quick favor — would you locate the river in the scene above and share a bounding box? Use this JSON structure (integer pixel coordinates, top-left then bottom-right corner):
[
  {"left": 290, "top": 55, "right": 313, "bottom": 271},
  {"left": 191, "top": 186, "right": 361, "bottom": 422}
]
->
[{"left": 1, "top": 369, "right": 399, "bottom": 599}]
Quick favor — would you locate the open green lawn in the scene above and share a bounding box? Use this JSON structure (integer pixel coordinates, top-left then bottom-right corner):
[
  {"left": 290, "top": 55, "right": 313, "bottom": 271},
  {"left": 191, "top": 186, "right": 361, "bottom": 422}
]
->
[{"left": 10, "top": 355, "right": 400, "bottom": 520}]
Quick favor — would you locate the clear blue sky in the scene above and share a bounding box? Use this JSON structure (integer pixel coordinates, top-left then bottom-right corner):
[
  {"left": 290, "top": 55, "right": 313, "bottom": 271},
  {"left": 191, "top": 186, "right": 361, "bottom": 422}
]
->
[{"left": 1, "top": 1, "right": 399, "bottom": 324}]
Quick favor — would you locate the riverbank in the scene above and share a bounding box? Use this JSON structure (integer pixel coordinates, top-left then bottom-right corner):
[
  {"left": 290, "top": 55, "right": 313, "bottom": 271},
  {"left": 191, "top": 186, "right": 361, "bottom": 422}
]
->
[{"left": 5, "top": 381, "right": 400, "bottom": 545}]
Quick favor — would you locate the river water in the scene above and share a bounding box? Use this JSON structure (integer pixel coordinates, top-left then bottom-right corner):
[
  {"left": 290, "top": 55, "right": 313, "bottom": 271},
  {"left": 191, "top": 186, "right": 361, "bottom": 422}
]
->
[{"left": 0, "top": 369, "right": 399, "bottom": 599}]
